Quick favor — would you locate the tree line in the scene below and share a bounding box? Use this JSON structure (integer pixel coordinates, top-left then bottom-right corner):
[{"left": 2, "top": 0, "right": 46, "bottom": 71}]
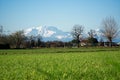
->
[
  {"left": 71, "top": 17, "right": 119, "bottom": 47},
  {"left": 0, "top": 17, "right": 119, "bottom": 49}
]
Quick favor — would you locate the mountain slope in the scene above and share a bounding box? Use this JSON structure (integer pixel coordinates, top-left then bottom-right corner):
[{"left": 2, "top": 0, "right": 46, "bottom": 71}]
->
[{"left": 24, "top": 26, "right": 73, "bottom": 42}]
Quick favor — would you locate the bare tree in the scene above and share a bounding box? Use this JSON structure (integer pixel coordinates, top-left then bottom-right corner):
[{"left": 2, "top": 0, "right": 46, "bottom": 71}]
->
[
  {"left": 88, "top": 29, "right": 96, "bottom": 38},
  {"left": 71, "top": 24, "right": 84, "bottom": 47},
  {"left": 10, "top": 30, "right": 25, "bottom": 48},
  {"left": 101, "top": 17, "right": 119, "bottom": 47},
  {"left": 87, "top": 29, "right": 98, "bottom": 46}
]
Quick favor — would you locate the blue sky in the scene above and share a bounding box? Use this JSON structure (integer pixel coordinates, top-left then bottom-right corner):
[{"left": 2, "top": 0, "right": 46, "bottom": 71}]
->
[{"left": 0, "top": 0, "right": 120, "bottom": 33}]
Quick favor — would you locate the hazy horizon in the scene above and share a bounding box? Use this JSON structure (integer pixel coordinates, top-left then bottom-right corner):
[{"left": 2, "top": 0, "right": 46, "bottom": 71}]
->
[{"left": 0, "top": 0, "right": 120, "bottom": 33}]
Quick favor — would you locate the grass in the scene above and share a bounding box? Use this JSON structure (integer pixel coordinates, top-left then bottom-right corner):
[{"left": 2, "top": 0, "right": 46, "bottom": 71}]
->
[{"left": 0, "top": 47, "right": 120, "bottom": 80}]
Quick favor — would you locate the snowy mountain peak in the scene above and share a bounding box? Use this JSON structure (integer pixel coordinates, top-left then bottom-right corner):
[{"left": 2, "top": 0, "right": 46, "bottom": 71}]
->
[
  {"left": 24, "top": 26, "right": 73, "bottom": 42},
  {"left": 43, "top": 30, "right": 56, "bottom": 37},
  {"left": 24, "top": 26, "right": 42, "bottom": 35}
]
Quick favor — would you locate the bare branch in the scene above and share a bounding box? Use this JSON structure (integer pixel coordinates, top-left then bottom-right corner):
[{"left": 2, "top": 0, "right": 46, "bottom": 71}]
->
[
  {"left": 101, "top": 17, "right": 119, "bottom": 46},
  {"left": 71, "top": 24, "right": 84, "bottom": 47}
]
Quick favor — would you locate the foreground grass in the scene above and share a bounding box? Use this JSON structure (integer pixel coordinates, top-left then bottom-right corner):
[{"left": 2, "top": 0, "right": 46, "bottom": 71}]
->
[{"left": 0, "top": 47, "right": 120, "bottom": 80}]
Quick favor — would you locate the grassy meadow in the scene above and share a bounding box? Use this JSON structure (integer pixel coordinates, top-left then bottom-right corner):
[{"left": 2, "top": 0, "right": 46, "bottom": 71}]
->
[{"left": 0, "top": 47, "right": 120, "bottom": 80}]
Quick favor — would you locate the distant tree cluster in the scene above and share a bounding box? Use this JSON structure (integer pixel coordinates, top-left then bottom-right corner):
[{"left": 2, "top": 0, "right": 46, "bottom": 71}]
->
[
  {"left": 0, "top": 29, "right": 73, "bottom": 49},
  {"left": 0, "top": 30, "right": 42, "bottom": 49},
  {"left": 71, "top": 17, "right": 119, "bottom": 47},
  {"left": 0, "top": 16, "right": 119, "bottom": 49}
]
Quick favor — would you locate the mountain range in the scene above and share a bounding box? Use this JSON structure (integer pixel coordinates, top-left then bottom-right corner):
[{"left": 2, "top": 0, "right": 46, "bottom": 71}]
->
[{"left": 24, "top": 26, "right": 73, "bottom": 42}]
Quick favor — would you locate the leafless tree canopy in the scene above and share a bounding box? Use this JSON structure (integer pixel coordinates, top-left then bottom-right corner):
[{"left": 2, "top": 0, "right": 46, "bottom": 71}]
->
[
  {"left": 101, "top": 17, "right": 119, "bottom": 46},
  {"left": 10, "top": 30, "right": 25, "bottom": 48},
  {"left": 71, "top": 24, "right": 84, "bottom": 47},
  {"left": 88, "top": 29, "right": 96, "bottom": 38},
  {"left": 71, "top": 25, "right": 84, "bottom": 39}
]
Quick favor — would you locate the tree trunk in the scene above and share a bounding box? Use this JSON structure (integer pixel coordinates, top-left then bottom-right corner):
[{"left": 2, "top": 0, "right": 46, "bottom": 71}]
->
[
  {"left": 109, "top": 39, "right": 112, "bottom": 47},
  {"left": 77, "top": 40, "right": 80, "bottom": 48},
  {"left": 77, "top": 43, "right": 79, "bottom": 48},
  {"left": 77, "top": 35, "right": 80, "bottom": 48},
  {"left": 109, "top": 41, "right": 112, "bottom": 47}
]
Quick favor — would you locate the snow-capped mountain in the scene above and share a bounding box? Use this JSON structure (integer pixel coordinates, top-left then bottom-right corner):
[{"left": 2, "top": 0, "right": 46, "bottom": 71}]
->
[{"left": 24, "top": 26, "right": 73, "bottom": 42}]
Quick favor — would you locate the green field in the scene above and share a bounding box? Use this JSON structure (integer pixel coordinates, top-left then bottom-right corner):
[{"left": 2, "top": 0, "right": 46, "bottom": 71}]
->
[{"left": 0, "top": 47, "right": 120, "bottom": 80}]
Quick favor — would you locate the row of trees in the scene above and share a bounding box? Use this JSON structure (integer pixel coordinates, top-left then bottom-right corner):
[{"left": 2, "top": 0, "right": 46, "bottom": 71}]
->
[
  {"left": 71, "top": 17, "right": 119, "bottom": 47},
  {"left": 0, "top": 17, "right": 119, "bottom": 49},
  {"left": 0, "top": 32, "right": 42, "bottom": 49},
  {"left": 0, "top": 31, "right": 72, "bottom": 48}
]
